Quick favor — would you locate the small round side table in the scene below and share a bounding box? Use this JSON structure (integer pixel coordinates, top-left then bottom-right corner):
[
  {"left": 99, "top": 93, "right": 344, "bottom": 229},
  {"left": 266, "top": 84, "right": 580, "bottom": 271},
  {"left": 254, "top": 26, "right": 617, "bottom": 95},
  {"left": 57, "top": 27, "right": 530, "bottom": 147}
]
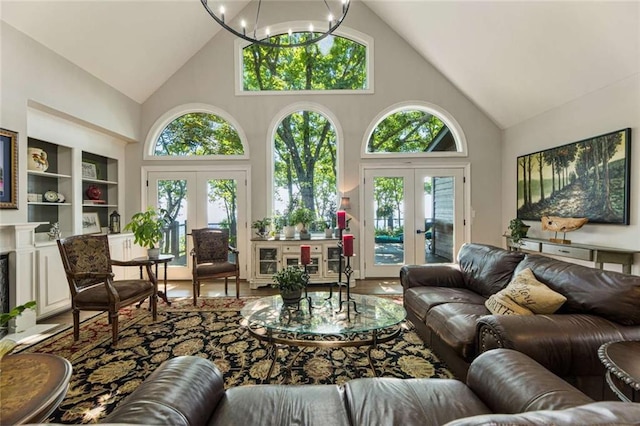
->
[{"left": 598, "top": 340, "right": 640, "bottom": 402}]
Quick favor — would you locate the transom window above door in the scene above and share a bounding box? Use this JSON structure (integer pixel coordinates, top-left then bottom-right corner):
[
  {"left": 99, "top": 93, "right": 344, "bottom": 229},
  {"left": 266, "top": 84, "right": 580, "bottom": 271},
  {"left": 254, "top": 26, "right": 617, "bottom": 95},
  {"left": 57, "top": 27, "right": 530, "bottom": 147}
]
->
[
  {"left": 152, "top": 112, "right": 246, "bottom": 158},
  {"left": 363, "top": 103, "right": 468, "bottom": 158}
]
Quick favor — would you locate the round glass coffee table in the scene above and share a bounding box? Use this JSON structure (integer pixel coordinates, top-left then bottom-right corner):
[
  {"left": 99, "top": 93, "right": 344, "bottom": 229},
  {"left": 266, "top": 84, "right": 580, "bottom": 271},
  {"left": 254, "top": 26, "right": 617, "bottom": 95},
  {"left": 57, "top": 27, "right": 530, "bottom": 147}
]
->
[{"left": 241, "top": 292, "right": 406, "bottom": 382}]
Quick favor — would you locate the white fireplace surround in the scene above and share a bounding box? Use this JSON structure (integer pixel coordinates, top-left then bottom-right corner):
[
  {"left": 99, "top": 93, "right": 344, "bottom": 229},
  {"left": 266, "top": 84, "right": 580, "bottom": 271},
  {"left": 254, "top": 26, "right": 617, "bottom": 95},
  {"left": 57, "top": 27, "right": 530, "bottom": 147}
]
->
[{"left": 0, "top": 222, "right": 44, "bottom": 332}]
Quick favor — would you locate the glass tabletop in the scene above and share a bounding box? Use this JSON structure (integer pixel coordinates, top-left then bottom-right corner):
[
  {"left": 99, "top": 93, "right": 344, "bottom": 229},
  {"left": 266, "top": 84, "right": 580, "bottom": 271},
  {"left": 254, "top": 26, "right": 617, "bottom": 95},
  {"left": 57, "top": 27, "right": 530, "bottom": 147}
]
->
[{"left": 240, "top": 292, "right": 406, "bottom": 335}]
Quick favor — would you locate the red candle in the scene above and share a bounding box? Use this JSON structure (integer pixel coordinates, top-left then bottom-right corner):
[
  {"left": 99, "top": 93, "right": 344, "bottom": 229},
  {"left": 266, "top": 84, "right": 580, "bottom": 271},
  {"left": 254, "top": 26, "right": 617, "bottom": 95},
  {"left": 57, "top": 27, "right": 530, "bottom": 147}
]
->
[
  {"left": 300, "top": 245, "right": 311, "bottom": 265},
  {"left": 337, "top": 211, "right": 346, "bottom": 229},
  {"left": 342, "top": 234, "right": 354, "bottom": 257}
]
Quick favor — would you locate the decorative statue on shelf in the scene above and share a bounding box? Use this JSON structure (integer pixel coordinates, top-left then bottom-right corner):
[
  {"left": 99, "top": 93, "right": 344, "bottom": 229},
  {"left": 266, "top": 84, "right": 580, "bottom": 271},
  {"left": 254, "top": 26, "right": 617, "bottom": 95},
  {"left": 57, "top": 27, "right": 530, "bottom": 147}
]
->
[
  {"left": 541, "top": 216, "right": 588, "bottom": 244},
  {"left": 48, "top": 222, "right": 61, "bottom": 240}
]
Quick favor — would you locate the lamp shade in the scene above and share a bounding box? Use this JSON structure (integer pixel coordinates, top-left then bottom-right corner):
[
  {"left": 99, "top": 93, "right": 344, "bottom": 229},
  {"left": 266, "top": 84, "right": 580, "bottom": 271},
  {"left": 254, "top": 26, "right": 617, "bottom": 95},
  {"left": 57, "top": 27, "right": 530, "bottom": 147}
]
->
[{"left": 339, "top": 197, "right": 351, "bottom": 210}]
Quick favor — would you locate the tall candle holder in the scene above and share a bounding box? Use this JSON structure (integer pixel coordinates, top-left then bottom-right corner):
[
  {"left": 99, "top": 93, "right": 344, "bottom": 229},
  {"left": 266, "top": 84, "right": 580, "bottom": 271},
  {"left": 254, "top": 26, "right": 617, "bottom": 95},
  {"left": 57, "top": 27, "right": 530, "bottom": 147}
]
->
[
  {"left": 301, "top": 263, "right": 313, "bottom": 315},
  {"left": 337, "top": 254, "right": 358, "bottom": 318},
  {"left": 326, "top": 227, "right": 344, "bottom": 301}
]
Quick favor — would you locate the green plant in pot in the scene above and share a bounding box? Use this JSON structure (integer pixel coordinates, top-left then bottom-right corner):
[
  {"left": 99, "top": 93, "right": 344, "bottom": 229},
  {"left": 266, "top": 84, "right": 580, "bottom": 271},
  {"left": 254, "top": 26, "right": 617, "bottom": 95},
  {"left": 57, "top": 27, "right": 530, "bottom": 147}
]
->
[
  {"left": 252, "top": 217, "right": 271, "bottom": 239},
  {"left": 0, "top": 300, "right": 36, "bottom": 359},
  {"left": 290, "top": 207, "right": 315, "bottom": 240},
  {"left": 272, "top": 266, "right": 307, "bottom": 304},
  {"left": 123, "top": 207, "right": 170, "bottom": 258},
  {"left": 509, "top": 218, "right": 531, "bottom": 245}
]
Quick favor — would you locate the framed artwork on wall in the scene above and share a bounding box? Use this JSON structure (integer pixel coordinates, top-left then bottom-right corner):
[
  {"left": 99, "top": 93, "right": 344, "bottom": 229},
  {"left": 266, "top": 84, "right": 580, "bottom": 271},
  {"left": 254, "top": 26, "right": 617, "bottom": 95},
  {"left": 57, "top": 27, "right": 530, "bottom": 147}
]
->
[
  {"left": 0, "top": 128, "right": 18, "bottom": 209},
  {"left": 82, "top": 212, "right": 102, "bottom": 234},
  {"left": 517, "top": 128, "right": 631, "bottom": 224}
]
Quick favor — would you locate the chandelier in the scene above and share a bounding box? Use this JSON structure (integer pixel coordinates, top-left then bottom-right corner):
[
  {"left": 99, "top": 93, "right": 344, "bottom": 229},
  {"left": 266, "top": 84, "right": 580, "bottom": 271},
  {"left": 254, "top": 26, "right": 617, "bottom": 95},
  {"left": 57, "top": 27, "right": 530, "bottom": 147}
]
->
[{"left": 200, "top": 0, "right": 351, "bottom": 48}]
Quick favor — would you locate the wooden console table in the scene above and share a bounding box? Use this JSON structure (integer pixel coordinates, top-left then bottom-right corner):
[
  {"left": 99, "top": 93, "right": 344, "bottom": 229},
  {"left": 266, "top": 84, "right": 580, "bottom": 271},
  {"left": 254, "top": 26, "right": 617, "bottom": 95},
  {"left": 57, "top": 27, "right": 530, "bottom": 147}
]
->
[{"left": 505, "top": 236, "right": 638, "bottom": 274}]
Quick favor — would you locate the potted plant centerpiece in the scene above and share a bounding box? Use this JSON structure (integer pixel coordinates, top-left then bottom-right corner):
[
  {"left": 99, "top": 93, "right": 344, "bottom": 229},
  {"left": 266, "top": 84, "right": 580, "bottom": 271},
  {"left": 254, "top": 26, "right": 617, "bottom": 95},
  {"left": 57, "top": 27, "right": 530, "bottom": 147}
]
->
[
  {"left": 123, "top": 207, "right": 170, "bottom": 258},
  {"left": 252, "top": 217, "right": 271, "bottom": 240},
  {"left": 272, "top": 265, "right": 307, "bottom": 304},
  {"left": 508, "top": 218, "right": 531, "bottom": 245},
  {"left": 291, "top": 206, "right": 314, "bottom": 240}
]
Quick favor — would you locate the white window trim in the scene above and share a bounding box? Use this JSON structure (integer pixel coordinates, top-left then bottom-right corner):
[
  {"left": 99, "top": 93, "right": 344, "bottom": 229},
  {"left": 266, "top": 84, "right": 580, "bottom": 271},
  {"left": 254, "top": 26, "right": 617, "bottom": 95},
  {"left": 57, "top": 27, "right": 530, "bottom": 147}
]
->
[
  {"left": 235, "top": 23, "right": 374, "bottom": 96},
  {"left": 266, "top": 101, "right": 344, "bottom": 215},
  {"left": 143, "top": 103, "right": 250, "bottom": 160},
  {"left": 361, "top": 101, "right": 468, "bottom": 158}
]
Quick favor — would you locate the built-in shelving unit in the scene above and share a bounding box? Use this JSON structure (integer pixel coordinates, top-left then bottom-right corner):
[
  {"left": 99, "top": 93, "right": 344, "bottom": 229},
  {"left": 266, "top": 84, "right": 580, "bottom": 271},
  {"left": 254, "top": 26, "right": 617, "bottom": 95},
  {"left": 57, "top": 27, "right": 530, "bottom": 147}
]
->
[{"left": 81, "top": 151, "right": 119, "bottom": 230}]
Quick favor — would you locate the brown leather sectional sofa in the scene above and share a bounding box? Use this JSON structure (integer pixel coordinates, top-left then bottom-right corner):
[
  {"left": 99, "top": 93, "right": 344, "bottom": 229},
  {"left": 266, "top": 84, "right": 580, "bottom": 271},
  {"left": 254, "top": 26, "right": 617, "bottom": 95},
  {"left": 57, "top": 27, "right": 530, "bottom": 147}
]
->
[
  {"left": 400, "top": 242, "right": 640, "bottom": 400},
  {"left": 102, "top": 350, "right": 640, "bottom": 425}
]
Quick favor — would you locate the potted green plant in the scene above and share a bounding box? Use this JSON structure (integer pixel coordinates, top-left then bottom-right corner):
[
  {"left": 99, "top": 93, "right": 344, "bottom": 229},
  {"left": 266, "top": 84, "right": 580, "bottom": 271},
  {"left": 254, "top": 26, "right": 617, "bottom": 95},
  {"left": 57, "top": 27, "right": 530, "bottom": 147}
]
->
[
  {"left": 282, "top": 211, "right": 296, "bottom": 239},
  {"left": 1, "top": 300, "right": 36, "bottom": 359},
  {"left": 252, "top": 217, "right": 271, "bottom": 239},
  {"left": 123, "top": 207, "right": 170, "bottom": 258},
  {"left": 290, "top": 206, "right": 315, "bottom": 240},
  {"left": 271, "top": 215, "right": 284, "bottom": 240},
  {"left": 272, "top": 266, "right": 307, "bottom": 304},
  {"left": 509, "top": 218, "right": 531, "bottom": 245}
]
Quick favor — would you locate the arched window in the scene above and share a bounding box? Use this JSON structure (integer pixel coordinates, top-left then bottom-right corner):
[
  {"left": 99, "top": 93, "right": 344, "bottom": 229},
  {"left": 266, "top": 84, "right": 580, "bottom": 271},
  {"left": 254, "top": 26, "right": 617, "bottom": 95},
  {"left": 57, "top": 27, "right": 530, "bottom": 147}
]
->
[
  {"left": 272, "top": 108, "right": 338, "bottom": 230},
  {"left": 152, "top": 112, "right": 245, "bottom": 157},
  {"left": 363, "top": 103, "right": 467, "bottom": 158},
  {"left": 239, "top": 27, "right": 372, "bottom": 93}
]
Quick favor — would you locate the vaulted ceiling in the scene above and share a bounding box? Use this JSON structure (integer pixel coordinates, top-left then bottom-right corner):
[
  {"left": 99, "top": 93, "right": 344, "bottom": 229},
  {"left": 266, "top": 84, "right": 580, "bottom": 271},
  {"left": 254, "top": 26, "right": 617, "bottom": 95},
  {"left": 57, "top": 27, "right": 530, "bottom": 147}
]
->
[{"left": 2, "top": 1, "right": 638, "bottom": 129}]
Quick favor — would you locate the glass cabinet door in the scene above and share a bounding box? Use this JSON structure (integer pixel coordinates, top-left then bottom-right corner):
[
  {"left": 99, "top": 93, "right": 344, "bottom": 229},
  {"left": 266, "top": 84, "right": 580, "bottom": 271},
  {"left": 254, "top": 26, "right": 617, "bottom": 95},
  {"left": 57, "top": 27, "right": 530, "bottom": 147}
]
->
[{"left": 258, "top": 247, "right": 279, "bottom": 276}]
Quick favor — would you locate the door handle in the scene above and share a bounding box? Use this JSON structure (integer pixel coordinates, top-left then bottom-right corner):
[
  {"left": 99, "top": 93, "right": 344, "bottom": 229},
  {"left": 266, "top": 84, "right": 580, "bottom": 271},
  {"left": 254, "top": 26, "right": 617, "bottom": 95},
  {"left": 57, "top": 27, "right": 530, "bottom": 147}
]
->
[{"left": 416, "top": 229, "right": 425, "bottom": 234}]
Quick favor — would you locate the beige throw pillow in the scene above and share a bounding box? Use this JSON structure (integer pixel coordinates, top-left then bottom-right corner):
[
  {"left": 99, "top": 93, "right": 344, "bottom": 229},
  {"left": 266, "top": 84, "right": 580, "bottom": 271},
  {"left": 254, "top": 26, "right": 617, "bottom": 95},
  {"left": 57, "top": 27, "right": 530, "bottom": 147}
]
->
[
  {"left": 485, "top": 290, "right": 534, "bottom": 316},
  {"left": 503, "top": 268, "right": 567, "bottom": 314}
]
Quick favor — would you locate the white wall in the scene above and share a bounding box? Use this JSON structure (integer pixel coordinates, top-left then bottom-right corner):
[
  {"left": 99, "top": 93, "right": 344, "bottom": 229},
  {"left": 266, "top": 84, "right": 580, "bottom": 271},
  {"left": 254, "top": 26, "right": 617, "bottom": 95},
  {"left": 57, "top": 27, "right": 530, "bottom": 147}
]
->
[
  {"left": 0, "top": 22, "right": 141, "bottom": 225},
  {"left": 502, "top": 74, "right": 640, "bottom": 275},
  {"left": 136, "top": 1, "right": 503, "bottom": 249}
]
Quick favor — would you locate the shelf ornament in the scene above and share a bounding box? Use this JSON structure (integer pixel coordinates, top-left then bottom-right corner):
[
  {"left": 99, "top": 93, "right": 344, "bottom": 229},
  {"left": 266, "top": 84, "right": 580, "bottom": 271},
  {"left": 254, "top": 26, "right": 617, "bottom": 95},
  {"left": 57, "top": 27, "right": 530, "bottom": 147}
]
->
[{"left": 541, "top": 216, "right": 588, "bottom": 244}]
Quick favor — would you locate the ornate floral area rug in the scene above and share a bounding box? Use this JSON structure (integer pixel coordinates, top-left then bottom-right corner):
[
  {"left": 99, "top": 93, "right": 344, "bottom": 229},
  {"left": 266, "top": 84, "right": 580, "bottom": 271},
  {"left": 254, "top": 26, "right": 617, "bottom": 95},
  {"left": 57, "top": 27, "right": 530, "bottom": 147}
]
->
[{"left": 16, "top": 296, "right": 453, "bottom": 424}]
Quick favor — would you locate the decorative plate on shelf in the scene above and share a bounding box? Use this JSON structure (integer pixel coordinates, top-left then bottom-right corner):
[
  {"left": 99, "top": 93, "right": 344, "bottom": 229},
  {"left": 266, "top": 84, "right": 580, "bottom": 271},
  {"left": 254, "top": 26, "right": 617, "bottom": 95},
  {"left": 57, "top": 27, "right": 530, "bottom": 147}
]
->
[{"left": 44, "top": 190, "right": 59, "bottom": 202}]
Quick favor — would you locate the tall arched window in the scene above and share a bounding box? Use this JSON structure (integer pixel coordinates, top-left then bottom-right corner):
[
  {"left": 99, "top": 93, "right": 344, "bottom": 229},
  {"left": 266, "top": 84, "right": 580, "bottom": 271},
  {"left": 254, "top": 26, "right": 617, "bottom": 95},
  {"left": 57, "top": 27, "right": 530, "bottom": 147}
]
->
[
  {"left": 363, "top": 103, "right": 467, "bottom": 158},
  {"left": 272, "top": 109, "right": 338, "bottom": 230},
  {"left": 152, "top": 112, "right": 245, "bottom": 157}
]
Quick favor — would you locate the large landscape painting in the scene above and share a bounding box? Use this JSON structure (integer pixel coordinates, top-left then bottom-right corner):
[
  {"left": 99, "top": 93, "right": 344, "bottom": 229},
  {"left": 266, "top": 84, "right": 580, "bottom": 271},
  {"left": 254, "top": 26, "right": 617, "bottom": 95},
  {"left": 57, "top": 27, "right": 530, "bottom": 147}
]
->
[{"left": 517, "top": 128, "right": 631, "bottom": 224}]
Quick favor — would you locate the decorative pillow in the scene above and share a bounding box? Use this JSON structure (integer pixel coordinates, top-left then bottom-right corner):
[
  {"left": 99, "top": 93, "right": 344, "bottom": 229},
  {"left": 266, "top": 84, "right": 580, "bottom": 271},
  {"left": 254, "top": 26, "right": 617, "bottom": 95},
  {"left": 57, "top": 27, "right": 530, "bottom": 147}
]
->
[
  {"left": 485, "top": 290, "right": 534, "bottom": 316},
  {"left": 503, "top": 268, "right": 567, "bottom": 314}
]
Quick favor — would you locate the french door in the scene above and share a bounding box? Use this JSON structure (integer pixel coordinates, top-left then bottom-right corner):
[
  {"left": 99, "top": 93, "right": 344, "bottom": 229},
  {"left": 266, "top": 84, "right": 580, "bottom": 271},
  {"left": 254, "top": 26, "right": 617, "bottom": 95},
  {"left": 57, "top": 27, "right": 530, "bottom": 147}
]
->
[
  {"left": 147, "top": 170, "right": 248, "bottom": 280},
  {"left": 362, "top": 166, "right": 466, "bottom": 277}
]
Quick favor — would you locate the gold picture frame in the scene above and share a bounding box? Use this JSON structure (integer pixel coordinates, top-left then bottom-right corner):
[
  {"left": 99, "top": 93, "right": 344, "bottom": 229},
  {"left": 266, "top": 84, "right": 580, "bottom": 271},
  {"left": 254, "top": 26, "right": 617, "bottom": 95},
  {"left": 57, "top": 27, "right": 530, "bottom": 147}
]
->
[{"left": 0, "top": 128, "right": 18, "bottom": 209}]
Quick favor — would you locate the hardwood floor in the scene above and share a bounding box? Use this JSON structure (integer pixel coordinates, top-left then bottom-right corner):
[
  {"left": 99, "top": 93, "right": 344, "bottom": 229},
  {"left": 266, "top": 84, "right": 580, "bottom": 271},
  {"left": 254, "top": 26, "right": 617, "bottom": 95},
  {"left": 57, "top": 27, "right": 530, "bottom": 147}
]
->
[{"left": 40, "top": 279, "right": 403, "bottom": 326}]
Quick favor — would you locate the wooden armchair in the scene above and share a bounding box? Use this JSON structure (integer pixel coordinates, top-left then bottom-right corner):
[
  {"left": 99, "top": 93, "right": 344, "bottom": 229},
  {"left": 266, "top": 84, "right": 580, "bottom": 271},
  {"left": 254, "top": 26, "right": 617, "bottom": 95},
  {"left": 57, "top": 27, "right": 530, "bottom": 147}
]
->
[
  {"left": 191, "top": 228, "right": 240, "bottom": 304},
  {"left": 57, "top": 234, "right": 157, "bottom": 346}
]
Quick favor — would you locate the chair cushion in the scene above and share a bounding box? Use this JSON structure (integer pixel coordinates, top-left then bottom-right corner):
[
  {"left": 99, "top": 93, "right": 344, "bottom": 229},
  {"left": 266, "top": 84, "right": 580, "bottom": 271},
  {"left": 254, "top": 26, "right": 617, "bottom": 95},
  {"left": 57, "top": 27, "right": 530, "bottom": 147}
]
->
[
  {"left": 196, "top": 262, "right": 237, "bottom": 276},
  {"left": 75, "top": 280, "right": 154, "bottom": 305}
]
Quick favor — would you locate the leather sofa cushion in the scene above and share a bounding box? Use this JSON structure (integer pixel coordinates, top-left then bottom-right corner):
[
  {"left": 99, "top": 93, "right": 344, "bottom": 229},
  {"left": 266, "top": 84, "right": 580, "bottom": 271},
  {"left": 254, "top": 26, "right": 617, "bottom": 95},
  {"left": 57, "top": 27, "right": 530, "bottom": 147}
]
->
[
  {"left": 344, "top": 377, "right": 491, "bottom": 426},
  {"left": 405, "top": 287, "right": 487, "bottom": 322},
  {"left": 426, "top": 303, "right": 489, "bottom": 362},
  {"left": 208, "top": 384, "right": 350, "bottom": 426},
  {"left": 443, "top": 402, "right": 640, "bottom": 426},
  {"left": 458, "top": 244, "right": 525, "bottom": 297},
  {"left": 517, "top": 255, "right": 640, "bottom": 325}
]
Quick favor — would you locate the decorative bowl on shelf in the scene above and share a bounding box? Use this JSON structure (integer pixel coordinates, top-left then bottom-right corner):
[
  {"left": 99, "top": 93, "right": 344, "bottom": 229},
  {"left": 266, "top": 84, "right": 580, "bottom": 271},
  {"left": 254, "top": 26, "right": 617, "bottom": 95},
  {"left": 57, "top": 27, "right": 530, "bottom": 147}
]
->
[{"left": 85, "top": 185, "right": 102, "bottom": 200}]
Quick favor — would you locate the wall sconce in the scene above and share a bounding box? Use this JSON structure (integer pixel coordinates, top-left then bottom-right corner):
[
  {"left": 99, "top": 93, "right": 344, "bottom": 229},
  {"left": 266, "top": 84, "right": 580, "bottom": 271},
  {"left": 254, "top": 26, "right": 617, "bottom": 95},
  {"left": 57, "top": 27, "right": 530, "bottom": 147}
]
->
[{"left": 339, "top": 196, "right": 351, "bottom": 210}]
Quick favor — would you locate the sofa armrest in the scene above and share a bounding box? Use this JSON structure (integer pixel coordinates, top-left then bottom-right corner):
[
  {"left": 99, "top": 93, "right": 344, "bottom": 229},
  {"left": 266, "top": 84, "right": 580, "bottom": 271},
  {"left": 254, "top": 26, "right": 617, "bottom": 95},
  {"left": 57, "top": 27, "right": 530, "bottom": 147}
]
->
[
  {"left": 477, "top": 314, "right": 640, "bottom": 376},
  {"left": 466, "top": 349, "right": 593, "bottom": 414},
  {"left": 102, "top": 356, "right": 225, "bottom": 425},
  {"left": 399, "top": 264, "right": 464, "bottom": 291}
]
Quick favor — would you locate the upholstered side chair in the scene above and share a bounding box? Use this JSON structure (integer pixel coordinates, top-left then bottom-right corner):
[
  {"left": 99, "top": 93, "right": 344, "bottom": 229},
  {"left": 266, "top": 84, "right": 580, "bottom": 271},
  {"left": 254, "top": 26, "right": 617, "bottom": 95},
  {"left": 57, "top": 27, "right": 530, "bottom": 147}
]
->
[
  {"left": 191, "top": 228, "right": 240, "bottom": 304},
  {"left": 57, "top": 234, "right": 157, "bottom": 346}
]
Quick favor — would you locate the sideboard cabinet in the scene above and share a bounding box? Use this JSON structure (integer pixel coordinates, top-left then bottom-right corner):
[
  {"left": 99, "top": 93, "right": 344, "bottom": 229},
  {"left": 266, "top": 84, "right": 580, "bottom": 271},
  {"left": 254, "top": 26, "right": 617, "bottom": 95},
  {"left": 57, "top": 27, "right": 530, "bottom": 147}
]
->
[
  {"left": 250, "top": 238, "right": 346, "bottom": 288},
  {"left": 505, "top": 236, "right": 638, "bottom": 274}
]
